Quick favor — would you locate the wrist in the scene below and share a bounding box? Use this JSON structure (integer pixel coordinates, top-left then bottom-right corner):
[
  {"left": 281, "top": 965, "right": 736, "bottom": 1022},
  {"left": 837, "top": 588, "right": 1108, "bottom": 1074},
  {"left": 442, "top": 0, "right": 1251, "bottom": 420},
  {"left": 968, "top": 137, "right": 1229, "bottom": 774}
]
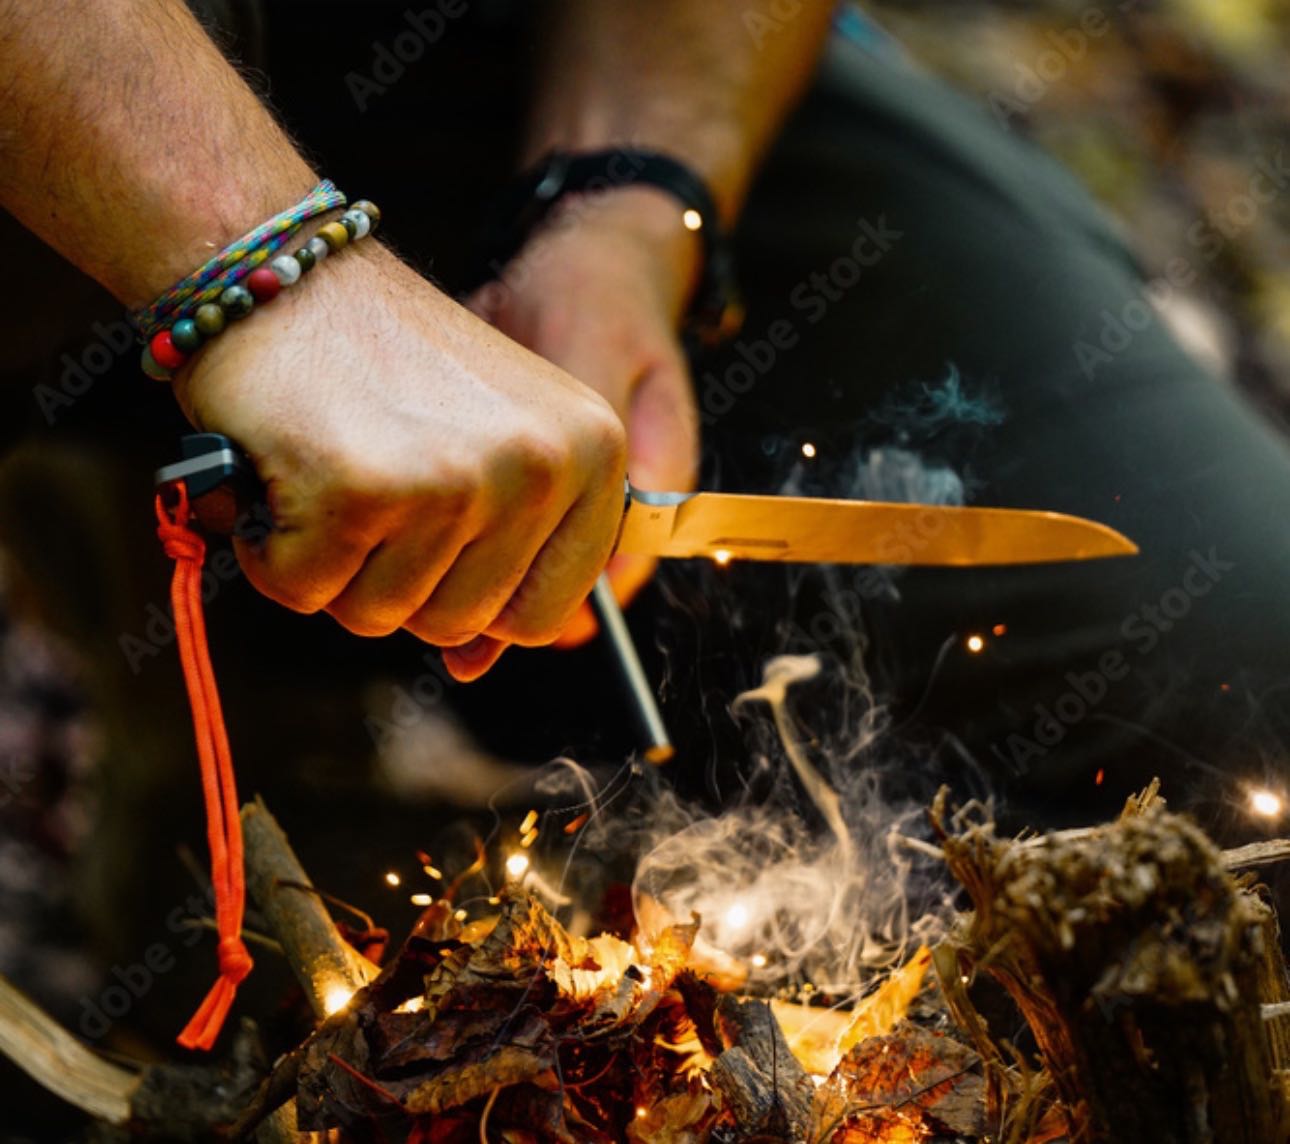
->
[
  {"left": 107, "top": 167, "right": 323, "bottom": 310},
  {"left": 550, "top": 186, "right": 703, "bottom": 320}
]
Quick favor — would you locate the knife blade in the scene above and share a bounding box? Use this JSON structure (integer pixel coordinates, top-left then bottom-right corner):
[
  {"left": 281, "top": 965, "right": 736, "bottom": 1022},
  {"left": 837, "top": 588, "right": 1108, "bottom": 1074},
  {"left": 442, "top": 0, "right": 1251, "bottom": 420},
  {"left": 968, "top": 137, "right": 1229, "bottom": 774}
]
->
[
  {"left": 617, "top": 488, "right": 1137, "bottom": 566},
  {"left": 155, "top": 434, "right": 1137, "bottom": 566}
]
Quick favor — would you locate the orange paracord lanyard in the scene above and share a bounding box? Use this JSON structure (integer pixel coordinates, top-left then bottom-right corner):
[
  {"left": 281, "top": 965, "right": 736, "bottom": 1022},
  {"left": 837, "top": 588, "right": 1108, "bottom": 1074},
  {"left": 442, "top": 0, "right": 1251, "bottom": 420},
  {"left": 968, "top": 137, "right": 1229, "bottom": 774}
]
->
[{"left": 155, "top": 482, "right": 252, "bottom": 1051}]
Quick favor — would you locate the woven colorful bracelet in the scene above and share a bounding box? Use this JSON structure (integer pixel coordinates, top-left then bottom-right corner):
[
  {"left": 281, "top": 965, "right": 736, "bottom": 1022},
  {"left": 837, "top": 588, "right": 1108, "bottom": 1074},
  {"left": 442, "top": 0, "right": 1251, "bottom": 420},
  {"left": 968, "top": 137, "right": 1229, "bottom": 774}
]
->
[
  {"left": 130, "top": 180, "right": 348, "bottom": 340},
  {"left": 139, "top": 199, "right": 381, "bottom": 382}
]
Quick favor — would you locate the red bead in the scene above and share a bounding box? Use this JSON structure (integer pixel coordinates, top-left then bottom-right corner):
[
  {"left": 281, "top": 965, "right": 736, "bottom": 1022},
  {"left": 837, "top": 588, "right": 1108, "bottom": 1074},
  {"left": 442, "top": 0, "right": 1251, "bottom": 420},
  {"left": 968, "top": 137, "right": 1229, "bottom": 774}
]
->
[
  {"left": 149, "top": 329, "right": 187, "bottom": 370},
  {"left": 245, "top": 267, "right": 282, "bottom": 303}
]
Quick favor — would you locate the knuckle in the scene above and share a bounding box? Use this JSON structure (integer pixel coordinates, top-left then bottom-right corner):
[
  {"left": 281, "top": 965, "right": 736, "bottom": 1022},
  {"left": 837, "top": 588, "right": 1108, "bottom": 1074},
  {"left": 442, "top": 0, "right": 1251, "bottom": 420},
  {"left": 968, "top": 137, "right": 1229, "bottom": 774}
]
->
[
  {"left": 583, "top": 402, "right": 627, "bottom": 470},
  {"left": 505, "top": 434, "right": 565, "bottom": 507},
  {"left": 423, "top": 465, "right": 480, "bottom": 522},
  {"left": 251, "top": 565, "right": 327, "bottom": 615},
  {"left": 406, "top": 607, "right": 479, "bottom": 649},
  {"left": 326, "top": 600, "right": 401, "bottom": 639}
]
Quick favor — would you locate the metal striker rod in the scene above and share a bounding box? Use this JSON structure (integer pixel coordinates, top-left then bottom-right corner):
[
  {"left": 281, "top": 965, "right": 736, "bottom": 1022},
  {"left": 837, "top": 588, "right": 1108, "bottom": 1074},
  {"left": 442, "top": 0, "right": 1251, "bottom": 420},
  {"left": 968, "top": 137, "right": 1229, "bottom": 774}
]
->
[{"left": 589, "top": 574, "right": 674, "bottom": 763}]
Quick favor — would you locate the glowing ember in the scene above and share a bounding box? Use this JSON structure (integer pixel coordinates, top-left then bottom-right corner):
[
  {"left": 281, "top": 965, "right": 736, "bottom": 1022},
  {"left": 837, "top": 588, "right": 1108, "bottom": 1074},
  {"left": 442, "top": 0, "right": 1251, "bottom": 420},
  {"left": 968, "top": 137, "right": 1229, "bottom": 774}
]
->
[
  {"left": 992, "top": 623, "right": 1007, "bottom": 636},
  {"left": 410, "top": 893, "right": 433, "bottom": 906},
  {"left": 724, "top": 902, "right": 751, "bottom": 931},
  {"left": 323, "top": 984, "right": 355, "bottom": 1016},
  {"left": 1250, "top": 789, "right": 1283, "bottom": 819},
  {"left": 384, "top": 871, "right": 401, "bottom": 887},
  {"left": 506, "top": 852, "right": 531, "bottom": 879},
  {"left": 965, "top": 634, "right": 985, "bottom": 654},
  {"left": 802, "top": 441, "right": 817, "bottom": 458}
]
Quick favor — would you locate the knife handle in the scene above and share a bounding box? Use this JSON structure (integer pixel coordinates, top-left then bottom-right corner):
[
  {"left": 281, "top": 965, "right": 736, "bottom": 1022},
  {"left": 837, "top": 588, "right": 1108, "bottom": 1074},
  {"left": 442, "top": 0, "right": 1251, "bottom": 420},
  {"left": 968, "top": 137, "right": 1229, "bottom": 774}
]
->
[
  {"left": 154, "top": 432, "right": 261, "bottom": 536},
  {"left": 156, "top": 432, "right": 673, "bottom": 757}
]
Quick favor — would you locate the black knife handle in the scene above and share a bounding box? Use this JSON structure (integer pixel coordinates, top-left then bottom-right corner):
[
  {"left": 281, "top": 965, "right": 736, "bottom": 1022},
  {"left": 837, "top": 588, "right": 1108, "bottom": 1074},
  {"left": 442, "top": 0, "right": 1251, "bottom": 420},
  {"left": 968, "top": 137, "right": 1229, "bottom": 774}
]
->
[{"left": 154, "top": 433, "right": 261, "bottom": 536}]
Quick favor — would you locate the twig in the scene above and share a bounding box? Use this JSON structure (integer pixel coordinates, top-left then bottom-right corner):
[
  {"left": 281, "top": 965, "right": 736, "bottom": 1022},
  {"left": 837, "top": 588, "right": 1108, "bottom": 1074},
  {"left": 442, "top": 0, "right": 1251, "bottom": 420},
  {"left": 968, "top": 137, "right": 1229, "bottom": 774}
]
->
[
  {"left": 479, "top": 1085, "right": 500, "bottom": 1143},
  {"left": 240, "top": 797, "right": 377, "bottom": 1018},
  {"left": 0, "top": 973, "right": 140, "bottom": 1125},
  {"left": 175, "top": 916, "right": 285, "bottom": 954},
  {"left": 1224, "top": 839, "right": 1290, "bottom": 871}
]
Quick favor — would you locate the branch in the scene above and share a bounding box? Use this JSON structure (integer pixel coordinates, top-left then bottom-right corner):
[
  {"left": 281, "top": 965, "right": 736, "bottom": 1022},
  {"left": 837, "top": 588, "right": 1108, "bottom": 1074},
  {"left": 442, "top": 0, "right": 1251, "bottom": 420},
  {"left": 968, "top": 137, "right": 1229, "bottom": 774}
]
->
[{"left": 0, "top": 974, "right": 140, "bottom": 1125}]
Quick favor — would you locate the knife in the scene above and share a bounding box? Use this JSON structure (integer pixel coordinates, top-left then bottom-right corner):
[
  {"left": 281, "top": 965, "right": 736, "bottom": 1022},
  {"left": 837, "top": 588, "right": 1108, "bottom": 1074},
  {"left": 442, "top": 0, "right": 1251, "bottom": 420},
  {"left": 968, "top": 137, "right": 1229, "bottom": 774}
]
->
[
  {"left": 156, "top": 433, "right": 1137, "bottom": 566},
  {"left": 154, "top": 433, "right": 1136, "bottom": 767}
]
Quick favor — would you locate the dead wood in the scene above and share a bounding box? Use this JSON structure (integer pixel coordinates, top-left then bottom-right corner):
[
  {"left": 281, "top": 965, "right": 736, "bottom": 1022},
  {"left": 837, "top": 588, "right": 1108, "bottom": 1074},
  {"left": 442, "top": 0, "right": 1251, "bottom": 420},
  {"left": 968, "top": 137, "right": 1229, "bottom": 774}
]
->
[
  {"left": 0, "top": 971, "right": 140, "bottom": 1125},
  {"left": 0, "top": 974, "right": 268, "bottom": 1142},
  {"left": 709, "top": 996, "right": 813, "bottom": 1139},
  {"left": 934, "top": 790, "right": 1288, "bottom": 1144},
  {"left": 240, "top": 797, "right": 378, "bottom": 1017}
]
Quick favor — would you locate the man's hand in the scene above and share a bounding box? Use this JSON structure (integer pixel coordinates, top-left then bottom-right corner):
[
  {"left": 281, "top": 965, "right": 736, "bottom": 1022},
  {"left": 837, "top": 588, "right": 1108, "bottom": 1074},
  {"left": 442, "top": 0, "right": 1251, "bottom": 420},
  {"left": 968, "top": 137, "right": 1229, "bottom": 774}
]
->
[
  {"left": 469, "top": 187, "right": 701, "bottom": 645},
  {"left": 173, "top": 241, "right": 627, "bottom": 680}
]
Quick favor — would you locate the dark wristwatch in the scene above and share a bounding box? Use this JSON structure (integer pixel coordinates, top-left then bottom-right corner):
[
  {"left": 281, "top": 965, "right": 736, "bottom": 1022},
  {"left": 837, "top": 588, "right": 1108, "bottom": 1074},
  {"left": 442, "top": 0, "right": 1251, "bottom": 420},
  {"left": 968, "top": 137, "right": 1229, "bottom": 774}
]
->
[{"left": 479, "top": 149, "right": 744, "bottom": 346}]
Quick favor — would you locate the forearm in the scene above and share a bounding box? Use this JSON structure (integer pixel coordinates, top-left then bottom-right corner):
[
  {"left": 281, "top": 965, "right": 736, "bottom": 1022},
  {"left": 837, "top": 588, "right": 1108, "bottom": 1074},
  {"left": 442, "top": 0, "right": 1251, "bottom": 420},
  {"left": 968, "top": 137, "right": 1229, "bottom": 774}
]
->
[
  {"left": 0, "top": 0, "right": 317, "bottom": 307},
  {"left": 527, "top": 1, "right": 835, "bottom": 221}
]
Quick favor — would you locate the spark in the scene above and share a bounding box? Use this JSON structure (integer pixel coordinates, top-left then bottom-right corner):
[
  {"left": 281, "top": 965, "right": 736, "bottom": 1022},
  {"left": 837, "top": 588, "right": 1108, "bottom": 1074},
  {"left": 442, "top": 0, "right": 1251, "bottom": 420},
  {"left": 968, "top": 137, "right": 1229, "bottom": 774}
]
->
[
  {"left": 506, "top": 852, "right": 531, "bottom": 879},
  {"left": 801, "top": 442, "right": 817, "bottom": 458},
  {"left": 682, "top": 208, "right": 703, "bottom": 231},
  {"left": 636, "top": 1105, "right": 649, "bottom": 1119},
  {"left": 410, "top": 893, "right": 434, "bottom": 906},
  {"left": 1250, "top": 789, "right": 1283, "bottom": 819},
  {"left": 454, "top": 908, "right": 467, "bottom": 921},
  {"left": 520, "top": 809, "right": 539, "bottom": 835},
  {"left": 323, "top": 984, "right": 355, "bottom": 1016},
  {"left": 713, "top": 548, "right": 733, "bottom": 566},
  {"left": 965, "top": 634, "right": 985, "bottom": 654},
  {"left": 1095, "top": 768, "right": 1105, "bottom": 786},
  {"left": 992, "top": 623, "right": 1007, "bottom": 637},
  {"left": 394, "top": 996, "right": 425, "bottom": 1014},
  {"left": 724, "top": 902, "right": 750, "bottom": 932},
  {"left": 750, "top": 953, "right": 767, "bottom": 969},
  {"left": 520, "top": 828, "right": 539, "bottom": 849},
  {"left": 423, "top": 864, "right": 442, "bottom": 881},
  {"left": 384, "top": 871, "right": 401, "bottom": 887}
]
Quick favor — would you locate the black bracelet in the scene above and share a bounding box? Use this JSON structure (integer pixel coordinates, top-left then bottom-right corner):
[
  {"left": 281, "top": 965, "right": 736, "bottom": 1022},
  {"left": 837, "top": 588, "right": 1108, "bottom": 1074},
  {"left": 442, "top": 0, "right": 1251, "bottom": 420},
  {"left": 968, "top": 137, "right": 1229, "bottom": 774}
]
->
[{"left": 478, "top": 149, "right": 743, "bottom": 346}]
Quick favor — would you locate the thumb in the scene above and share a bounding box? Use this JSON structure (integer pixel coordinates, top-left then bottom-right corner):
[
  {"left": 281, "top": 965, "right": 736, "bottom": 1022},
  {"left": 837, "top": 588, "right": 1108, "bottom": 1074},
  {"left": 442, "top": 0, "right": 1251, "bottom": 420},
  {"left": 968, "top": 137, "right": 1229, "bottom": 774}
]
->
[{"left": 624, "top": 353, "right": 700, "bottom": 493}]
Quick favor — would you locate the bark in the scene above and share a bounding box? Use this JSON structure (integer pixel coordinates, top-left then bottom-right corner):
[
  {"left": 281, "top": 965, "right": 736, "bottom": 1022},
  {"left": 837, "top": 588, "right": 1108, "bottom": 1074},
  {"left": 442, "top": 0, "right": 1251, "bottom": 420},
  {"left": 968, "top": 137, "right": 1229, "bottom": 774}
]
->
[{"left": 935, "top": 793, "right": 1288, "bottom": 1144}]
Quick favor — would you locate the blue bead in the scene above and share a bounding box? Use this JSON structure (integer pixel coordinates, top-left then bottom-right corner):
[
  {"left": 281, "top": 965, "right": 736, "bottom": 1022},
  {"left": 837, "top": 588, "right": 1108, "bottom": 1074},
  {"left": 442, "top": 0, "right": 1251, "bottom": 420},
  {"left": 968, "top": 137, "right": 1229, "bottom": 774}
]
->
[{"left": 171, "top": 318, "right": 203, "bottom": 354}]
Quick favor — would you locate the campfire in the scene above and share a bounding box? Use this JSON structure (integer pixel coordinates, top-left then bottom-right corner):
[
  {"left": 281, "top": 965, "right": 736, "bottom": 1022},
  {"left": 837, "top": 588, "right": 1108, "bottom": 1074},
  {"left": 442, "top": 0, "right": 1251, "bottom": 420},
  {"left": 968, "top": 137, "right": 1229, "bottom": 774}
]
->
[{"left": 10, "top": 780, "right": 1290, "bottom": 1143}]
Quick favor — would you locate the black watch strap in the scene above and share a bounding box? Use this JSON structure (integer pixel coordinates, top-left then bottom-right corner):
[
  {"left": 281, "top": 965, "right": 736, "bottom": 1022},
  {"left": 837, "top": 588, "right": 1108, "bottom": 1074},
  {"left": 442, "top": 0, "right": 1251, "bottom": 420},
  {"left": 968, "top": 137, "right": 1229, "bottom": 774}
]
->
[{"left": 479, "top": 149, "right": 743, "bottom": 345}]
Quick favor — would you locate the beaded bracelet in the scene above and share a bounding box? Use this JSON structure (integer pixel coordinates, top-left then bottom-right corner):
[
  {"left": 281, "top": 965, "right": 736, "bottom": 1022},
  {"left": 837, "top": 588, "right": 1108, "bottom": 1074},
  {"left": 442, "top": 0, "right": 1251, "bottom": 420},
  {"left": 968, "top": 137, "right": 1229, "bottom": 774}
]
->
[{"left": 140, "top": 199, "right": 381, "bottom": 382}]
